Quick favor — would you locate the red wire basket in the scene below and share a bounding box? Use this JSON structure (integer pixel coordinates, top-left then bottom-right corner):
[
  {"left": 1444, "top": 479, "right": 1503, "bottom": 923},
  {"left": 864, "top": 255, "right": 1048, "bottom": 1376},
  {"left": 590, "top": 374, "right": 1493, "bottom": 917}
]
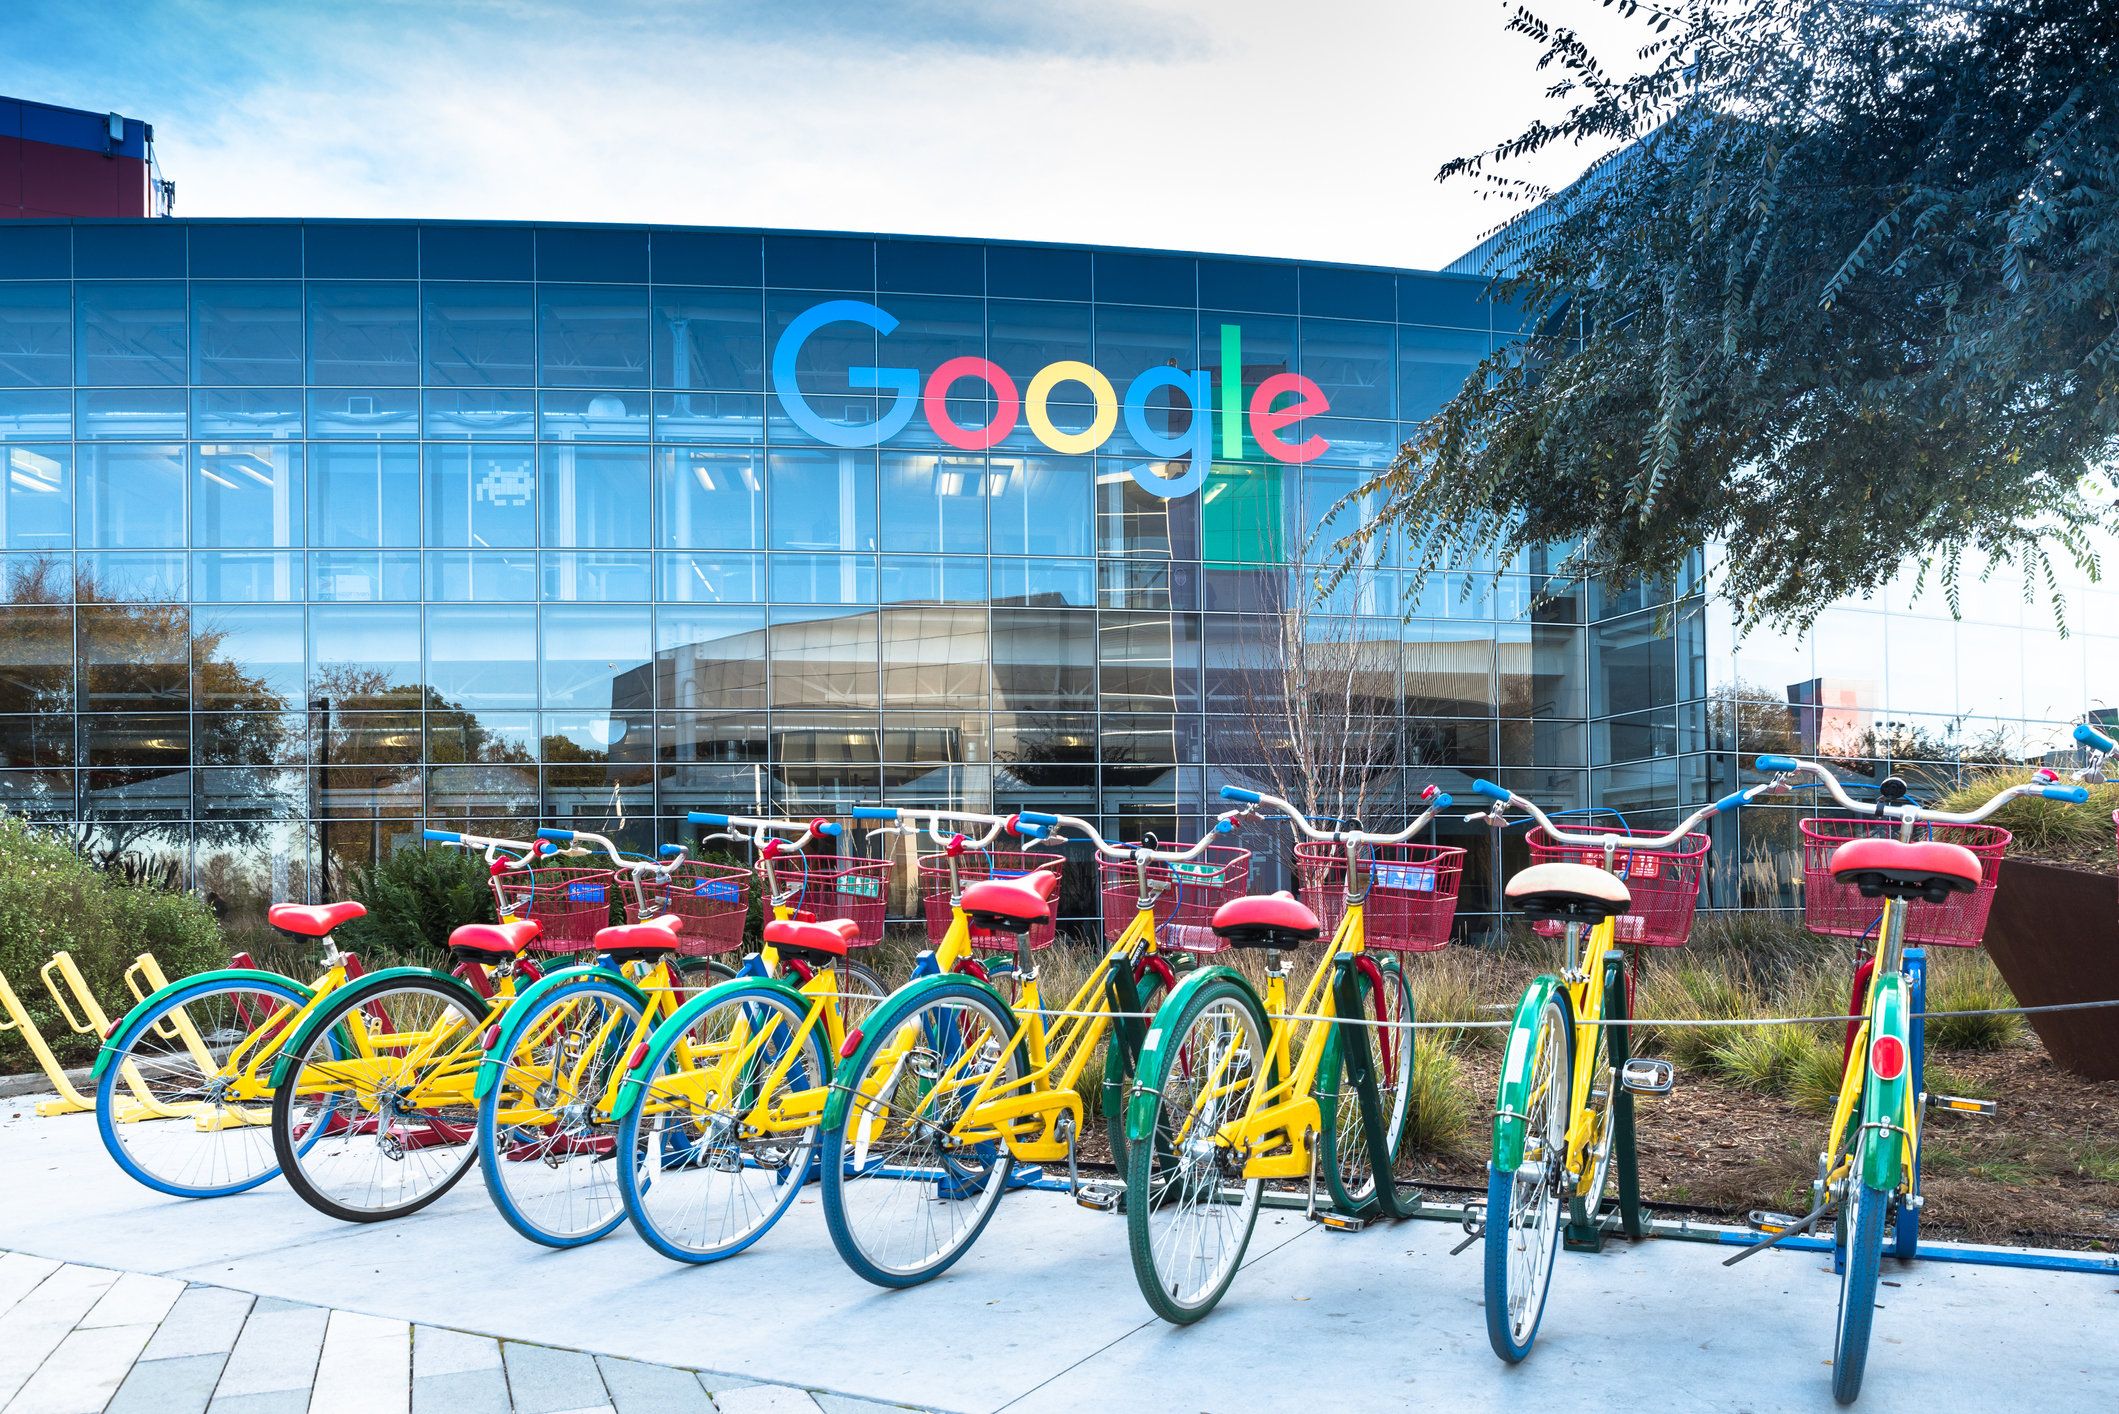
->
[
  {"left": 1524, "top": 825, "right": 1710, "bottom": 948},
  {"left": 625, "top": 860, "right": 751, "bottom": 957},
  {"left": 1799, "top": 818, "right": 2010, "bottom": 948},
  {"left": 919, "top": 850, "right": 1065, "bottom": 950},
  {"left": 492, "top": 866, "right": 617, "bottom": 954},
  {"left": 1295, "top": 842, "right": 1466, "bottom": 952},
  {"left": 765, "top": 853, "right": 892, "bottom": 947},
  {"left": 1099, "top": 845, "right": 1251, "bottom": 955}
]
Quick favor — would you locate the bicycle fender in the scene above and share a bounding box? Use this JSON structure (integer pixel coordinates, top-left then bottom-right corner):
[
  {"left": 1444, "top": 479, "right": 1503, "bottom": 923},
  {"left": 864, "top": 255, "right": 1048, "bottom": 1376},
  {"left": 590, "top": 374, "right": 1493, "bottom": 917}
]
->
[
  {"left": 818, "top": 971, "right": 1012, "bottom": 1133},
  {"left": 609, "top": 973, "right": 814, "bottom": 1120},
  {"left": 265, "top": 967, "right": 483, "bottom": 1090},
  {"left": 472, "top": 966, "right": 650, "bottom": 1101},
  {"left": 1858, "top": 974, "right": 1913, "bottom": 1194},
  {"left": 91, "top": 968, "right": 313, "bottom": 1082},
  {"left": 1492, "top": 974, "right": 1565, "bottom": 1173},
  {"left": 1124, "top": 966, "right": 1264, "bottom": 1147}
]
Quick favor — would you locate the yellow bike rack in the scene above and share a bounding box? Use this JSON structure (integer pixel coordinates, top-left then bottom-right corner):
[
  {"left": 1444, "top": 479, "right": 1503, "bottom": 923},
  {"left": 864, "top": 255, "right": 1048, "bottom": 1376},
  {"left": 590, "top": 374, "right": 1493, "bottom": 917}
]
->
[{"left": 0, "top": 950, "right": 201, "bottom": 1121}]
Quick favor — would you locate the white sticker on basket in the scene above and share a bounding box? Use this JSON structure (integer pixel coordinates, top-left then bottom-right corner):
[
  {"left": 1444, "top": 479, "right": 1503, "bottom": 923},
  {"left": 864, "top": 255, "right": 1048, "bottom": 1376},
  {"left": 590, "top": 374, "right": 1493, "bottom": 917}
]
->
[
  {"left": 1375, "top": 863, "right": 1438, "bottom": 892},
  {"left": 838, "top": 874, "right": 882, "bottom": 899},
  {"left": 1616, "top": 914, "right": 1646, "bottom": 942},
  {"left": 1627, "top": 854, "right": 1662, "bottom": 881},
  {"left": 1169, "top": 861, "right": 1229, "bottom": 884}
]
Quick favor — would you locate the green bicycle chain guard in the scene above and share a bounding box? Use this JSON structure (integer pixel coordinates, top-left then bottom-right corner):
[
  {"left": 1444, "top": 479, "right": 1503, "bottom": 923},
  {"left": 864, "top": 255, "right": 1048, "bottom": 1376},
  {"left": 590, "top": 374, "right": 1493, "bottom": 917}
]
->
[
  {"left": 816, "top": 969, "right": 1014, "bottom": 1134},
  {"left": 1857, "top": 972, "right": 1913, "bottom": 1194},
  {"left": 472, "top": 964, "right": 650, "bottom": 1102},
  {"left": 90, "top": 967, "right": 314, "bottom": 1083},
  {"left": 1324, "top": 953, "right": 1420, "bottom": 1221},
  {"left": 265, "top": 967, "right": 486, "bottom": 1091},
  {"left": 1124, "top": 965, "right": 1261, "bottom": 1147},
  {"left": 608, "top": 972, "right": 816, "bottom": 1120},
  {"left": 1491, "top": 973, "right": 1564, "bottom": 1173}
]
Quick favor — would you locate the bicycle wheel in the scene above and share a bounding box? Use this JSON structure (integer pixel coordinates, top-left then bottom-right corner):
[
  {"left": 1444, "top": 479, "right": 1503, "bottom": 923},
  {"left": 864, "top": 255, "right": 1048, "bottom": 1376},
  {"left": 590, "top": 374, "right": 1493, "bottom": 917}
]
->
[
  {"left": 97, "top": 975, "right": 322, "bottom": 1198},
  {"left": 619, "top": 982, "right": 831, "bottom": 1263},
  {"left": 835, "top": 956, "right": 888, "bottom": 1031},
  {"left": 270, "top": 974, "right": 484, "bottom": 1223},
  {"left": 820, "top": 979, "right": 1022, "bottom": 1287},
  {"left": 1100, "top": 958, "right": 1175, "bottom": 1173},
  {"left": 1125, "top": 976, "right": 1267, "bottom": 1324},
  {"left": 1318, "top": 955, "right": 1415, "bottom": 1215},
  {"left": 1484, "top": 991, "right": 1572, "bottom": 1362},
  {"left": 1833, "top": 1169, "right": 1888, "bottom": 1404},
  {"left": 476, "top": 978, "right": 645, "bottom": 1248}
]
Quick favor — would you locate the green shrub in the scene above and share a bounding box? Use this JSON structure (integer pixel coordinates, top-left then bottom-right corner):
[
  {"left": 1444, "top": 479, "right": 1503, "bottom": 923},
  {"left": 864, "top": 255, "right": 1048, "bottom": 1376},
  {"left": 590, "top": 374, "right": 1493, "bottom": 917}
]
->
[
  {"left": 1933, "top": 769, "right": 2119, "bottom": 870},
  {"left": 1404, "top": 1036, "right": 1472, "bottom": 1156},
  {"left": 1923, "top": 950, "right": 2026, "bottom": 1051},
  {"left": 334, "top": 843, "right": 496, "bottom": 962},
  {"left": 0, "top": 818, "right": 226, "bottom": 1071}
]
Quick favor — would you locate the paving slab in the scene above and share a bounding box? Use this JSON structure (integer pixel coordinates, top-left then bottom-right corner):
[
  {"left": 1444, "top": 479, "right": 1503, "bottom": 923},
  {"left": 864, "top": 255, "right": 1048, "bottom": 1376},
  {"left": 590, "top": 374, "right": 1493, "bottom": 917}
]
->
[
  {"left": 311, "top": 1309, "right": 411, "bottom": 1414},
  {"left": 5, "top": 1321, "right": 160, "bottom": 1414},
  {"left": 105, "top": 1351, "right": 228, "bottom": 1414},
  {"left": 140, "top": 1286, "right": 254, "bottom": 1361},
  {"left": 595, "top": 1355, "right": 716, "bottom": 1414},
  {"left": 501, "top": 1342, "right": 612, "bottom": 1414},
  {"left": 0, "top": 1261, "right": 120, "bottom": 1406}
]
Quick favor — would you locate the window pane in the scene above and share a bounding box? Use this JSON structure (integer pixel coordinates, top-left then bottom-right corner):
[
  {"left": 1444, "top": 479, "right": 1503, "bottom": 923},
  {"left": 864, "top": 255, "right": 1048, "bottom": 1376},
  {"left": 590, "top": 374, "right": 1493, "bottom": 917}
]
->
[
  {"left": 1398, "top": 325, "right": 1486, "bottom": 420},
  {"left": 193, "top": 444, "right": 303, "bottom": 548},
  {"left": 542, "top": 605, "right": 651, "bottom": 710},
  {"left": 2, "top": 445, "right": 69, "bottom": 549},
  {"left": 425, "top": 550, "right": 537, "bottom": 601},
  {"left": 76, "top": 388, "right": 186, "bottom": 440},
  {"left": 539, "top": 444, "right": 649, "bottom": 547},
  {"left": 309, "top": 604, "right": 421, "bottom": 708},
  {"left": 651, "top": 287, "right": 763, "bottom": 390},
  {"left": 1300, "top": 318, "right": 1393, "bottom": 421},
  {"left": 656, "top": 447, "right": 762, "bottom": 551},
  {"left": 311, "top": 550, "right": 421, "bottom": 602},
  {"left": 192, "top": 387, "right": 303, "bottom": 439},
  {"left": 539, "top": 284, "right": 647, "bottom": 388},
  {"left": 307, "top": 282, "right": 418, "bottom": 385},
  {"left": 193, "top": 551, "right": 304, "bottom": 602},
  {"left": 991, "top": 607, "right": 1094, "bottom": 711},
  {"left": 990, "top": 454, "right": 1090, "bottom": 557},
  {"left": 540, "top": 551, "right": 650, "bottom": 601},
  {"left": 192, "top": 604, "right": 304, "bottom": 710},
  {"left": 878, "top": 451, "right": 989, "bottom": 554},
  {"left": 657, "top": 606, "right": 767, "bottom": 711},
  {"left": 79, "top": 602, "right": 189, "bottom": 709},
  {"left": 308, "top": 387, "right": 419, "bottom": 437},
  {"left": 191, "top": 283, "right": 303, "bottom": 385},
  {"left": 424, "top": 443, "right": 536, "bottom": 547},
  {"left": 0, "top": 284, "right": 71, "bottom": 389},
  {"left": 655, "top": 551, "right": 761, "bottom": 603},
  {"left": 769, "top": 608, "right": 878, "bottom": 708},
  {"left": 0, "top": 605, "right": 72, "bottom": 714},
  {"left": 75, "top": 282, "right": 186, "bottom": 386},
  {"left": 427, "top": 604, "right": 536, "bottom": 708},
  {"left": 0, "top": 389, "right": 69, "bottom": 441},
  {"left": 77, "top": 551, "right": 184, "bottom": 602},
  {"left": 78, "top": 444, "right": 185, "bottom": 548},
  {"left": 423, "top": 283, "right": 534, "bottom": 386},
  {"left": 766, "top": 449, "right": 875, "bottom": 552},
  {"left": 310, "top": 443, "right": 420, "bottom": 547}
]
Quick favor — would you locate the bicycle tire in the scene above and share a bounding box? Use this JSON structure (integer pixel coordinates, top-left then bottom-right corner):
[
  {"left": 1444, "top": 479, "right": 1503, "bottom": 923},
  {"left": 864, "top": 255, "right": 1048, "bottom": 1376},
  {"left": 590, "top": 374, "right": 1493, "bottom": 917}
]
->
[
  {"left": 270, "top": 972, "right": 484, "bottom": 1224},
  {"left": 1317, "top": 956, "right": 1415, "bottom": 1216},
  {"left": 618, "top": 981, "right": 830, "bottom": 1264},
  {"left": 97, "top": 974, "right": 317, "bottom": 1199},
  {"left": 476, "top": 977, "right": 645, "bottom": 1248},
  {"left": 1833, "top": 1172, "right": 1888, "bottom": 1404},
  {"left": 1484, "top": 990, "right": 1572, "bottom": 1362},
  {"left": 820, "top": 978, "right": 1022, "bottom": 1287},
  {"left": 1124, "top": 974, "right": 1267, "bottom": 1324}
]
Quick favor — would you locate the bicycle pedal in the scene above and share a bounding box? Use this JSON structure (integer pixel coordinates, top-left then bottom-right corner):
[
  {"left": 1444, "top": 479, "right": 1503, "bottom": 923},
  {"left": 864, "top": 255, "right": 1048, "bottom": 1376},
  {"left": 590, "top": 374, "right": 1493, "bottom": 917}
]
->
[
  {"left": 1619, "top": 1057, "right": 1675, "bottom": 1095},
  {"left": 1928, "top": 1093, "right": 1996, "bottom": 1117},
  {"left": 1748, "top": 1209, "right": 1800, "bottom": 1234},
  {"left": 1073, "top": 1182, "right": 1125, "bottom": 1213},
  {"left": 1313, "top": 1210, "right": 1369, "bottom": 1233}
]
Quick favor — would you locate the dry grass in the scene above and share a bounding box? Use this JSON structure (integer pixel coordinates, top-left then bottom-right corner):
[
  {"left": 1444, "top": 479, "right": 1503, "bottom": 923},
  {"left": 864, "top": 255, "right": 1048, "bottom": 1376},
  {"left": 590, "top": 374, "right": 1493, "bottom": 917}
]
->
[{"left": 1934, "top": 768, "right": 2119, "bottom": 870}]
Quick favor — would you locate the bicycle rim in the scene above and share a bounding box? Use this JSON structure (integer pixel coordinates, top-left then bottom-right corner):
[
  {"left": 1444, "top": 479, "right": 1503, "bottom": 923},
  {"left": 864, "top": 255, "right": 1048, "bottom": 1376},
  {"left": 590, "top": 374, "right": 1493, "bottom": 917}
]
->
[
  {"left": 99, "top": 976, "right": 316, "bottom": 1198},
  {"left": 622, "top": 985, "right": 827, "bottom": 1262},
  {"left": 1127, "top": 984, "right": 1265, "bottom": 1322},
  {"left": 823, "top": 985, "right": 1020, "bottom": 1285},
  {"left": 478, "top": 981, "right": 645, "bottom": 1246},
  {"left": 274, "top": 977, "right": 482, "bottom": 1221},
  {"left": 1488, "top": 994, "right": 1570, "bottom": 1359}
]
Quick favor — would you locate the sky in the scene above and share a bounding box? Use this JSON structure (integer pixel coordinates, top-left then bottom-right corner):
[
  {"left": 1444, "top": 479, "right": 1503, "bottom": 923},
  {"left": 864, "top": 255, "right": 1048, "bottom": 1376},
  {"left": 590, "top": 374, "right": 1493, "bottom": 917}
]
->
[{"left": 0, "top": 0, "right": 1642, "bottom": 270}]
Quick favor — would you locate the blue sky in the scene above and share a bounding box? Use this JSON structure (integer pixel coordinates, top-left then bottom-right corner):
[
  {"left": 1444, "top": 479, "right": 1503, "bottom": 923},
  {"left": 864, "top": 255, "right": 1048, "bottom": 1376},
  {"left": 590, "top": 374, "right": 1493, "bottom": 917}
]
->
[{"left": 2, "top": 1, "right": 1631, "bottom": 268}]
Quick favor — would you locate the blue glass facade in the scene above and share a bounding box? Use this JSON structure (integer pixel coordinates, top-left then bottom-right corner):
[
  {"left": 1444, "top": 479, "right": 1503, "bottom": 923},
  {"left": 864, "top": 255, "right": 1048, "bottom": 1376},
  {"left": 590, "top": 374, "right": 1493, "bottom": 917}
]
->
[{"left": 0, "top": 219, "right": 1607, "bottom": 930}]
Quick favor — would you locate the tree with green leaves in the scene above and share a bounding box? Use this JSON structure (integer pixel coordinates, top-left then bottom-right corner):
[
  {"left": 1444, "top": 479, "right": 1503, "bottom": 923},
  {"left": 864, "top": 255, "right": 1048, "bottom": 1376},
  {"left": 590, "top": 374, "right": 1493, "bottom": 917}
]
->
[{"left": 1348, "top": 0, "right": 2119, "bottom": 630}]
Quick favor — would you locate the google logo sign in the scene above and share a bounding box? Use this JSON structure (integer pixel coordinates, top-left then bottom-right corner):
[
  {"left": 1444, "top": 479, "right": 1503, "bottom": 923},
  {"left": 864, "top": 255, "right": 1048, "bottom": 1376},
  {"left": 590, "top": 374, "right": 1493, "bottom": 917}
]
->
[{"left": 772, "top": 299, "right": 1332, "bottom": 500}]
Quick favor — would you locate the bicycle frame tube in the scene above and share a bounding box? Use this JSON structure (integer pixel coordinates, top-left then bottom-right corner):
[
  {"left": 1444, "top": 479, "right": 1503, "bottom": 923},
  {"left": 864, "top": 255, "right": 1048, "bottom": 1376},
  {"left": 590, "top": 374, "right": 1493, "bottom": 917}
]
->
[
  {"left": 1560, "top": 920, "right": 1616, "bottom": 1187},
  {"left": 1825, "top": 897, "right": 1916, "bottom": 1196},
  {"left": 1222, "top": 901, "right": 1364, "bottom": 1181}
]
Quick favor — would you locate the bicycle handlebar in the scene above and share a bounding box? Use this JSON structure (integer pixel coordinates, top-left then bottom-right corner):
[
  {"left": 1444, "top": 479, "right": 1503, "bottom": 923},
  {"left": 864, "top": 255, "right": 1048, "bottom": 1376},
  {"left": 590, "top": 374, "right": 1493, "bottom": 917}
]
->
[
  {"left": 1753, "top": 756, "right": 2090, "bottom": 821},
  {"left": 534, "top": 826, "right": 686, "bottom": 876},
  {"left": 1215, "top": 784, "right": 1454, "bottom": 846},
  {"left": 1012, "top": 809, "right": 1238, "bottom": 864},
  {"left": 2074, "top": 722, "right": 2117, "bottom": 754},
  {"left": 849, "top": 805, "right": 1023, "bottom": 850},
  {"left": 1469, "top": 777, "right": 1759, "bottom": 849},
  {"left": 685, "top": 811, "right": 839, "bottom": 849}
]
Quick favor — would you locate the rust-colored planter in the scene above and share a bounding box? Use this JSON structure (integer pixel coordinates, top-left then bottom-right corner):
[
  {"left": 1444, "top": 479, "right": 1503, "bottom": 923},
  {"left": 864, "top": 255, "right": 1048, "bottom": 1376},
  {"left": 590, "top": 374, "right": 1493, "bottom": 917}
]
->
[{"left": 1979, "top": 858, "right": 2119, "bottom": 1081}]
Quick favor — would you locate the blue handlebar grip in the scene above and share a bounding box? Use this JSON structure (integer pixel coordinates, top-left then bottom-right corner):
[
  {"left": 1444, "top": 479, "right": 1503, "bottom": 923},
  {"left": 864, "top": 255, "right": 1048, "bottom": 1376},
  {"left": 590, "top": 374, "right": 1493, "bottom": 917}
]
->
[
  {"left": 1014, "top": 822, "right": 1048, "bottom": 839},
  {"left": 1017, "top": 810, "right": 1060, "bottom": 826},
  {"left": 1430, "top": 792, "right": 1453, "bottom": 810},
  {"left": 1755, "top": 754, "right": 1801, "bottom": 773},
  {"left": 1217, "top": 786, "right": 1262, "bottom": 804},
  {"left": 814, "top": 822, "right": 841, "bottom": 837},
  {"left": 536, "top": 827, "right": 575, "bottom": 842},
  {"left": 850, "top": 806, "right": 898, "bottom": 820},
  {"left": 657, "top": 843, "right": 684, "bottom": 857},
  {"left": 1470, "top": 779, "right": 1510, "bottom": 802},
  {"left": 1713, "top": 787, "right": 1752, "bottom": 813},
  {"left": 1213, "top": 816, "right": 1235, "bottom": 833},
  {"left": 422, "top": 829, "right": 460, "bottom": 843},
  {"left": 2041, "top": 785, "right": 2090, "bottom": 803},
  {"left": 2074, "top": 723, "right": 2117, "bottom": 752},
  {"left": 687, "top": 811, "right": 730, "bottom": 826}
]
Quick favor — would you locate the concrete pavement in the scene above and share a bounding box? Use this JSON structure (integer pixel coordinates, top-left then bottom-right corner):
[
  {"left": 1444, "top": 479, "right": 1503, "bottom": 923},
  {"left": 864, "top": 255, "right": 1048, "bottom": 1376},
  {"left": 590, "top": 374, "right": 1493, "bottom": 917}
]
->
[{"left": 2, "top": 1099, "right": 2113, "bottom": 1412}]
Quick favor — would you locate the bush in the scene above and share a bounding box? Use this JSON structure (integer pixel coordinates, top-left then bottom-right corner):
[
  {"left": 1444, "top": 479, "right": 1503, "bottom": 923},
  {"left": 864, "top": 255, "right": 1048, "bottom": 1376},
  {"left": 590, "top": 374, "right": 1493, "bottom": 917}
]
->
[
  {"left": 1404, "top": 1036, "right": 1472, "bottom": 1156},
  {"left": 1933, "top": 769, "right": 2119, "bottom": 871},
  {"left": 334, "top": 843, "right": 496, "bottom": 963},
  {"left": 1923, "top": 949, "right": 2026, "bottom": 1051},
  {"left": 0, "top": 819, "right": 226, "bottom": 1072}
]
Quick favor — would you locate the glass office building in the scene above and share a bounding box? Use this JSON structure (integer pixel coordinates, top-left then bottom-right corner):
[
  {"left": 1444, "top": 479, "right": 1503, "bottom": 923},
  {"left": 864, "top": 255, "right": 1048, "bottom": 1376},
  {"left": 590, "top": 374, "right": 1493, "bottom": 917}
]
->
[{"left": 0, "top": 218, "right": 1618, "bottom": 929}]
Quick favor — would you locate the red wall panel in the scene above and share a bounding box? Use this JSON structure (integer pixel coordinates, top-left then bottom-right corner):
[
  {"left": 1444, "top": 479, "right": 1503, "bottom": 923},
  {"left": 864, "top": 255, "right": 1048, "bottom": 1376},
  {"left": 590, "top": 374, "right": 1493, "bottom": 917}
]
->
[{"left": 0, "top": 136, "right": 147, "bottom": 218}]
